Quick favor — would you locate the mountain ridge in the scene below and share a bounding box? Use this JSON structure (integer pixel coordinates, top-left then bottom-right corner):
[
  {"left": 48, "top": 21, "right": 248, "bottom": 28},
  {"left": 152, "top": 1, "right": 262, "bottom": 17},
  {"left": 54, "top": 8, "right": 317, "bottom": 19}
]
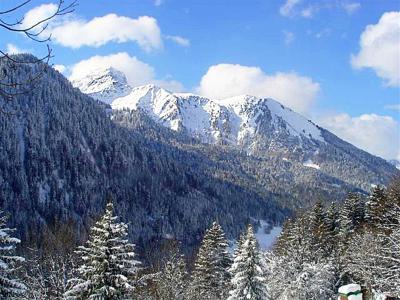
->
[{"left": 73, "top": 68, "right": 399, "bottom": 191}]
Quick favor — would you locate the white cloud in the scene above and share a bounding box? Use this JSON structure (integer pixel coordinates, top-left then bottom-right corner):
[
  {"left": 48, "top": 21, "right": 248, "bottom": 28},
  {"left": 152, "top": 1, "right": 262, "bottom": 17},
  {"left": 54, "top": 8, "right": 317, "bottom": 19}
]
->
[
  {"left": 300, "top": 6, "right": 316, "bottom": 18},
  {"left": 342, "top": 2, "right": 361, "bottom": 14},
  {"left": 165, "top": 35, "right": 190, "bottom": 47},
  {"left": 280, "top": 1, "right": 361, "bottom": 18},
  {"left": 53, "top": 64, "right": 66, "bottom": 73},
  {"left": 280, "top": 0, "right": 301, "bottom": 17},
  {"left": 69, "top": 52, "right": 184, "bottom": 92},
  {"left": 69, "top": 53, "right": 154, "bottom": 86},
  {"left": 153, "top": 79, "right": 185, "bottom": 92},
  {"left": 197, "top": 64, "right": 320, "bottom": 114},
  {"left": 385, "top": 103, "right": 400, "bottom": 112},
  {"left": 21, "top": 3, "right": 189, "bottom": 52},
  {"left": 49, "top": 14, "right": 163, "bottom": 51},
  {"left": 351, "top": 11, "right": 400, "bottom": 87},
  {"left": 20, "top": 3, "right": 58, "bottom": 30},
  {"left": 283, "top": 31, "right": 295, "bottom": 45},
  {"left": 6, "top": 43, "right": 26, "bottom": 54},
  {"left": 319, "top": 113, "right": 400, "bottom": 160}
]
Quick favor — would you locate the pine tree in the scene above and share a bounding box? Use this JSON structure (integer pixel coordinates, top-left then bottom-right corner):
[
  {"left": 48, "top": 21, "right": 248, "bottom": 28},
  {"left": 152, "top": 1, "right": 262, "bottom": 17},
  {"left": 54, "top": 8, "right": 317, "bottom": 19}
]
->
[
  {"left": 228, "top": 225, "right": 270, "bottom": 300},
  {"left": 273, "top": 219, "right": 293, "bottom": 257},
  {"left": 339, "top": 193, "right": 365, "bottom": 240},
  {"left": 0, "top": 212, "right": 26, "bottom": 298},
  {"left": 64, "top": 201, "right": 141, "bottom": 300},
  {"left": 308, "top": 201, "right": 331, "bottom": 261},
  {"left": 189, "top": 221, "right": 232, "bottom": 299},
  {"left": 155, "top": 244, "right": 188, "bottom": 300},
  {"left": 365, "top": 185, "right": 386, "bottom": 227}
]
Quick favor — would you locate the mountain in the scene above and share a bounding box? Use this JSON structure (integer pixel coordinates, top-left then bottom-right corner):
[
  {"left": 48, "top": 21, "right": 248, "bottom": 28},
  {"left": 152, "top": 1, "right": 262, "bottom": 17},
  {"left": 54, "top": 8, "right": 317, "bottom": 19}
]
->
[
  {"left": 1, "top": 57, "right": 397, "bottom": 257},
  {"left": 388, "top": 159, "right": 400, "bottom": 170},
  {"left": 73, "top": 71, "right": 399, "bottom": 192},
  {"left": 0, "top": 56, "right": 291, "bottom": 254},
  {"left": 71, "top": 67, "right": 131, "bottom": 104},
  {"left": 112, "top": 85, "right": 324, "bottom": 148}
]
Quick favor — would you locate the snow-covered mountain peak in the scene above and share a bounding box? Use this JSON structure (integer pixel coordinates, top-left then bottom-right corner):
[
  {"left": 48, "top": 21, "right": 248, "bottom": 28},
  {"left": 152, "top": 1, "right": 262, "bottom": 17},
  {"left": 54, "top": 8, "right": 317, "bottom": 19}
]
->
[
  {"left": 111, "top": 84, "right": 325, "bottom": 146},
  {"left": 217, "top": 94, "right": 324, "bottom": 143},
  {"left": 72, "top": 67, "right": 132, "bottom": 104}
]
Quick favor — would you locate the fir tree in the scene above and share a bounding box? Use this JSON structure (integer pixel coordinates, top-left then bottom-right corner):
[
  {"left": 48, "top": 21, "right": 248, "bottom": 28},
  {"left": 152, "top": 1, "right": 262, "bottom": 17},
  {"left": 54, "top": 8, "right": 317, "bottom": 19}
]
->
[
  {"left": 155, "top": 243, "right": 188, "bottom": 300},
  {"left": 189, "top": 221, "right": 232, "bottom": 299},
  {"left": 0, "top": 212, "right": 26, "bottom": 298},
  {"left": 365, "top": 185, "right": 386, "bottom": 227},
  {"left": 65, "top": 201, "right": 141, "bottom": 300},
  {"left": 308, "top": 201, "right": 331, "bottom": 261},
  {"left": 228, "top": 225, "right": 270, "bottom": 300}
]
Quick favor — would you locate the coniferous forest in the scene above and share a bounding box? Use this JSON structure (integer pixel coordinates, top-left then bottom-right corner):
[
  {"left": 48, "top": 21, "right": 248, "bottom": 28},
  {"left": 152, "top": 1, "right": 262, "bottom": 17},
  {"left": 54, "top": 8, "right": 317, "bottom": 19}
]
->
[
  {"left": 0, "top": 1, "right": 399, "bottom": 299},
  {"left": 0, "top": 178, "right": 398, "bottom": 299}
]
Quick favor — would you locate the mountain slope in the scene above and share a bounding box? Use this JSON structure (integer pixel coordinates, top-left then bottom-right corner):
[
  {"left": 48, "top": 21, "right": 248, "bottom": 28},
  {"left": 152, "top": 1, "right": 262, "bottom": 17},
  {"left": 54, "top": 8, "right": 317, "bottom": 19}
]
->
[
  {"left": 72, "top": 71, "right": 398, "bottom": 191},
  {"left": 1, "top": 57, "right": 397, "bottom": 256},
  {"left": 0, "top": 56, "right": 291, "bottom": 253}
]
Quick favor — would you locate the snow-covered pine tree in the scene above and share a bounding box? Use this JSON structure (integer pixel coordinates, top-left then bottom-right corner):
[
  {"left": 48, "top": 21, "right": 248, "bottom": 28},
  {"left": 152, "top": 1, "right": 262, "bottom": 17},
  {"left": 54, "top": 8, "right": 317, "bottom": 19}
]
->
[
  {"left": 272, "top": 219, "right": 293, "bottom": 257},
  {"left": 308, "top": 201, "right": 331, "bottom": 261},
  {"left": 339, "top": 193, "right": 365, "bottom": 243},
  {"left": 365, "top": 185, "right": 387, "bottom": 229},
  {"left": 228, "top": 224, "right": 270, "bottom": 300},
  {"left": 24, "top": 253, "right": 75, "bottom": 299},
  {"left": 64, "top": 201, "right": 141, "bottom": 300},
  {"left": 0, "top": 212, "right": 26, "bottom": 298},
  {"left": 189, "top": 221, "right": 231, "bottom": 299},
  {"left": 155, "top": 243, "right": 188, "bottom": 300}
]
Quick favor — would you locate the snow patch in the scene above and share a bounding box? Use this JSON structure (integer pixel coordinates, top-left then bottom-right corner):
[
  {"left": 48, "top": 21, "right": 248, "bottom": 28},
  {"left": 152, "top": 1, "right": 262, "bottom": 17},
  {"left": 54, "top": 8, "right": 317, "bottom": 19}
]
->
[
  {"left": 255, "top": 220, "right": 282, "bottom": 250},
  {"left": 303, "top": 159, "right": 320, "bottom": 170}
]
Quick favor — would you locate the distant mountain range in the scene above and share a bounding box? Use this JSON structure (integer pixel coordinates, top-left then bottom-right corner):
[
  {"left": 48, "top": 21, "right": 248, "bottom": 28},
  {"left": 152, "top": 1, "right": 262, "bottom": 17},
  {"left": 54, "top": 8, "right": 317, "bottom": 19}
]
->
[{"left": 0, "top": 56, "right": 397, "bottom": 254}]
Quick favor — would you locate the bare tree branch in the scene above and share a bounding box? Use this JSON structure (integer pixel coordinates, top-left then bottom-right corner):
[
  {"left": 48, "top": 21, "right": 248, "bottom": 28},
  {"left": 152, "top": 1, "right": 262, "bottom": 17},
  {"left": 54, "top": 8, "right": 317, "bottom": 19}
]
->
[{"left": 0, "top": 0, "right": 76, "bottom": 107}]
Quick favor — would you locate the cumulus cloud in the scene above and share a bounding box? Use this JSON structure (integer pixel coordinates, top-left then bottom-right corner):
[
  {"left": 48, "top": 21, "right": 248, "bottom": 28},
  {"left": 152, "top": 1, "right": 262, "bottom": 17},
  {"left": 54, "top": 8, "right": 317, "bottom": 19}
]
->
[
  {"left": 69, "top": 52, "right": 184, "bottom": 92},
  {"left": 21, "top": 3, "right": 187, "bottom": 52},
  {"left": 165, "top": 35, "right": 190, "bottom": 47},
  {"left": 351, "top": 11, "right": 400, "bottom": 87},
  {"left": 50, "top": 14, "right": 163, "bottom": 51},
  {"left": 319, "top": 113, "right": 400, "bottom": 160},
  {"left": 197, "top": 64, "right": 320, "bottom": 114},
  {"left": 20, "top": 3, "right": 58, "bottom": 30}
]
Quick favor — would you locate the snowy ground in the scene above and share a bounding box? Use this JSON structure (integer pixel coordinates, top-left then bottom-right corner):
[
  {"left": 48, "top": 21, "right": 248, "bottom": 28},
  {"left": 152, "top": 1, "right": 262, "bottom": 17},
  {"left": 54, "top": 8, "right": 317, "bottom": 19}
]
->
[
  {"left": 228, "top": 221, "right": 282, "bottom": 253},
  {"left": 255, "top": 220, "right": 282, "bottom": 250}
]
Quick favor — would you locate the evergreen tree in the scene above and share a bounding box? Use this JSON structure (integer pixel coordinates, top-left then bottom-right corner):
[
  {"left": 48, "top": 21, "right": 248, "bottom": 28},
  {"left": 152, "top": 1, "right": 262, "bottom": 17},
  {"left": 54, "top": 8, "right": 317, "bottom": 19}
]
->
[
  {"left": 365, "top": 185, "right": 386, "bottom": 227},
  {"left": 189, "top": 221, "right": 232, "bottom": 299},
  {"left": 0, "top": 212, "right": 26, "bottom": 298},
  {"left": 339, "top": 193, "right": 365, "bottom": 240},
  {"left": 228, "top": 225, "right": 270, "bottom": 300},
  {"left": 155, "top": 244, "right": 188, "bottom": 300},
  {"left": 273, "top": 219, "right": 293, "bottom": 257},
  {"left": 65, "top": 201, "right": 141, "bottom": 300},
  {"left": 308, "top": 201, "right": 331, "bottom": 261}
]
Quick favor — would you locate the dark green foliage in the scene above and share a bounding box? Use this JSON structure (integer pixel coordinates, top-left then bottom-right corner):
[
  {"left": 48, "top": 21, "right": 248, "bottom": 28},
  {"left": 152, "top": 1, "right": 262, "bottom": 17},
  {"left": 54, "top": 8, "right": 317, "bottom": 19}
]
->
[{"left": 189, "top": 222, "right": 232, "bottom": 299}]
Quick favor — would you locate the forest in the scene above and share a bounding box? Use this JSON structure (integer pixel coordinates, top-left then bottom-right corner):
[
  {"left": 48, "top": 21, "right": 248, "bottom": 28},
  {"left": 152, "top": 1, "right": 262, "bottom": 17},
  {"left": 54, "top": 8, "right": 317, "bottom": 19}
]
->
[{"left": 1, "top": 178, "right": 399, "bottom": 299}]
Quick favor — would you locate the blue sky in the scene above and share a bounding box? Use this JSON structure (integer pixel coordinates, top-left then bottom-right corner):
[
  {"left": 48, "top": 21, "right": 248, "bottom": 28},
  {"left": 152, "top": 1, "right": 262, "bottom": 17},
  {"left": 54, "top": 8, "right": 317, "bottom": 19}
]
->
[{"left": 1, "top": 0, "right": 399, "bottom": 159}]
